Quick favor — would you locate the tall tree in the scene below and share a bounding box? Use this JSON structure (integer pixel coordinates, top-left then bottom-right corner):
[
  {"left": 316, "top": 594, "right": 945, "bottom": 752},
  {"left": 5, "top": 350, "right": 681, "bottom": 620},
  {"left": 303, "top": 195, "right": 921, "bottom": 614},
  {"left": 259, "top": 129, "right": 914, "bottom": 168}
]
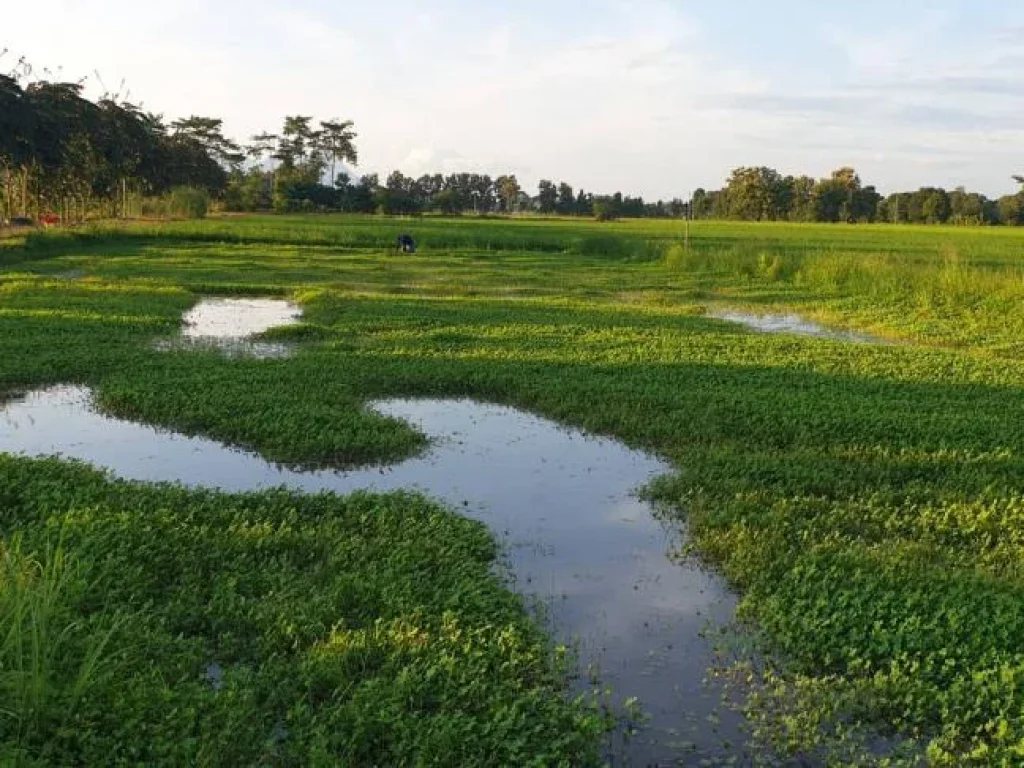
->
[
  {"left": 170, "top": 116, "right": 243, "bottom": 168},
  {"left": 495, "top": 174, "right": 520, "bottom": 213},
  {"left": 316, "top": 119, "right": 358, "bottom": 186},
  {"left": 724, "top": 167, "right": 788, "bottom": 221},
  {"left": 247, "top": 132, "right": 278, "bottom": 167},
  {"left": 274, "top": 115, "right": 315, "bottom": 170},
  {"left": 556, "top": 182, "right": 575, "bottom": 215},
  {"left": 537, "top": 179, "right": 557, "bottom": 214}
]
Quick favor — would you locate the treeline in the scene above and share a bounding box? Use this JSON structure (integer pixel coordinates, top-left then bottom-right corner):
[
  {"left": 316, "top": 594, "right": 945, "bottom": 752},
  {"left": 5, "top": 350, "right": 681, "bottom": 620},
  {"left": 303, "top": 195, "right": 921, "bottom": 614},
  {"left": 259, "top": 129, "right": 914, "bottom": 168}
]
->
[
  {"left": 0, "top": 71, "right": 233, "bottom": 221},
  {"left": 228, "top": 111, "right": 680, "bottom": 217},
  {"left": 0, "top": 56, "right": 361, "bottom": 222},
  {"left": 6, "top": 56, "right": 1024, "bottom": 226},
  {"left": 693, "top": 166, "right": 1024, "bottom": 225},
  {"left": 0, "top": 58, "right": 676, "bottom": 222},
  {"left": 229, "top": 164, "right": 688, "bottom": 219}
]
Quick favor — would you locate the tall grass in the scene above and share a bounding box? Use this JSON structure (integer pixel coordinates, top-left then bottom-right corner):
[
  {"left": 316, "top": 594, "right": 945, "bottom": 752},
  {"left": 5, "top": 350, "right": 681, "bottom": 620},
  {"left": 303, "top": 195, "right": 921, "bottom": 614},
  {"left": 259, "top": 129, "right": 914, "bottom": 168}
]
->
[{"left": 0, "top": 532, "right": 120, "bottom": 754}]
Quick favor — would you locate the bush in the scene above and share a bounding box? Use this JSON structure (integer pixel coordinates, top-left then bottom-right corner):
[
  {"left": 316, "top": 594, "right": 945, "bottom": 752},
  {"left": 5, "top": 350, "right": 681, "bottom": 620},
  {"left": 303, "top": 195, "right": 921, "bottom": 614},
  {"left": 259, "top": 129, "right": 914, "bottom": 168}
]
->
[
  {"left": 168, "top": 187, "right": 209, "bottom": 219},
  {"left": 592, "top": 199, "right": 620, "bottom": 222}
]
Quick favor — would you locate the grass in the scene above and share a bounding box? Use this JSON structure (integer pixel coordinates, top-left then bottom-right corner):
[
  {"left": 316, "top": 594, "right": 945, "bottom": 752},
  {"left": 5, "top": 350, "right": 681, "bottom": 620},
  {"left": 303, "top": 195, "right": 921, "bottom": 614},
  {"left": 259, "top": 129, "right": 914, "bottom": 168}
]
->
[
  {"left": 0, "top": 458, "right": 603, "bottom": 765},
  {"left": 0, "top": 530, "right": 122, "bottom": 763},
  {"left": 3, "top": 214, "right": 1024, "bottom": 763}
]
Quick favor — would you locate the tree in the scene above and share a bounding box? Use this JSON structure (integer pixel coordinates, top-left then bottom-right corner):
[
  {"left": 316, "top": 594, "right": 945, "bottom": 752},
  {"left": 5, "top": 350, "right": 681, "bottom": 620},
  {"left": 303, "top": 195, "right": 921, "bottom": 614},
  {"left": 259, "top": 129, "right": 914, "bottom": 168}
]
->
[
  {"left": 161, "top": 133, "right": 228, "bottom": 194},
  {"left": 495, "top": 174, "right": 520, "bottom": 213},
  {"left": 575, "top": 189, "right": 593, "bottom": 217},
  {"left": 0, "top": 75, "right": 28, "bottom": 218},
  {"left": 537, "top": 179, "right": 557, "bottom": 214},
  {"left": 317, "top": 119, "right": 357, "bottom": 186},
  {"left": 170, "top": 116, "right": 242, "bottom": 168},
  {"left": 812, "top": 167, "right": 863, "bottom": 223},
  {"left": 433, "top": 188, "right": 461, "bottom": 215},
  {"left": 374, "top": 170, "right": 421, "bottom": 215},
  {"left": 274, "top": 115, "right": 316, "bottom": 172},
  {"left": 556, "top": 182, "right": 575, "bottom": 215},
  {"left": 998, "top": 193, "right": 1024, "bottom": 226},
  {"left": 921, "top": 188, "right": 951, "bottom": 224},
  {"left": 468, "top": 174, "right": 495, "bottom": 213},
  {"left": 723, "top": 166, "right": 789, "bottom": 221},
  {"left": 94, "top": 99, "right": 161, "bottom": 215},
  {"left": 691, "top": 189, "right": 711, "bottom": 219},
  {"left": 24, "top": 81, "right": 109, "bottom": 219},
  {"left": 787, "top": 176, "right": 816, "bottom": 222},
  {"left": 247, "top": 132, "right": 277, "bottom": 167},
  {"left": 592, "top": 195, "right": 620, "bottom": 221},
  {"left": 347, "top": 174, "right": 377, "bottom": 213}
]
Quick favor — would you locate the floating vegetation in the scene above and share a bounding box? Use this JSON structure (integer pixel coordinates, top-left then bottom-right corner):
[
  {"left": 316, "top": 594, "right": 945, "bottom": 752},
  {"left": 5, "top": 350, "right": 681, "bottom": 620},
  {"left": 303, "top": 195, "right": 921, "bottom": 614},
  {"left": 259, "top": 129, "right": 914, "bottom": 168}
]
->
[{"left": 4, "top": 216, "right": 1024, "bottom": 763}]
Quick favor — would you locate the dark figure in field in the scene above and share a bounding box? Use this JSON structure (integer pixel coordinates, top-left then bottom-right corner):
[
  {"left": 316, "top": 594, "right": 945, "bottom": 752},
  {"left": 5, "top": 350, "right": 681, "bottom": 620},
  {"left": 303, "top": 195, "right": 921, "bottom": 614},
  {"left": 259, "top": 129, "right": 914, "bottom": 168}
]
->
[{"left": 396, "top": 234, "right": 417, "bottom": 254}]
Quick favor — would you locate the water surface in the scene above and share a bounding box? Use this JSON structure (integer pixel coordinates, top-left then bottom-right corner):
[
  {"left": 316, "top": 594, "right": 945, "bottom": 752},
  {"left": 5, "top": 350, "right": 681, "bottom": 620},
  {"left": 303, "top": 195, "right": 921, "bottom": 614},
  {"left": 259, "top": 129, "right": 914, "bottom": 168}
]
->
[
  {"left": 0, "top": 386, "right": 744, "bottom": 765},
  {"left": 709, "top": 307, "right": 882, "bottom": 344},
  {"left": 156, "top": 297, "right": 301, "bottom": 358}
]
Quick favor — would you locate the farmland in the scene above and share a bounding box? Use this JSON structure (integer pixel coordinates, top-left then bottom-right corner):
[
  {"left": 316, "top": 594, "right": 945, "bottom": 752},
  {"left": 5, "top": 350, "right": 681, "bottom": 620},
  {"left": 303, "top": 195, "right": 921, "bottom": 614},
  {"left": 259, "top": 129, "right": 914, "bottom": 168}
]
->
[{"left": 3, "top": 215, "right": 1024, "bottom": 764}]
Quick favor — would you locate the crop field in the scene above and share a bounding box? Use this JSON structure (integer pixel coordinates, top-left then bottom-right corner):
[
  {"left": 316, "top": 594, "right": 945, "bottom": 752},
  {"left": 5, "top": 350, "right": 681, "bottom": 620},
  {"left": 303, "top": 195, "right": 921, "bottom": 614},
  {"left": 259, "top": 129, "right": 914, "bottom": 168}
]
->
[{"left": 3, "top": 215, "right": 1024, "bottom": 764}]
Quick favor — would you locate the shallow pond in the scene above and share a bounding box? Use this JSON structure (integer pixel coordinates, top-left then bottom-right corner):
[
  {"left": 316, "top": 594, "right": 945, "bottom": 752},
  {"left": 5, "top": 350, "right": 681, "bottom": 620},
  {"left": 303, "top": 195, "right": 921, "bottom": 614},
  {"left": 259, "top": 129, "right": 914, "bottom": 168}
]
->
[
  {"left": 0, "top": 386, "right": 745, "bottom": 765},
  {"left": 709, "top": 307, "right": 882, "bottom": 344},
  {"left": 156, "top": 297, "right": 301, "bottom": 358}
]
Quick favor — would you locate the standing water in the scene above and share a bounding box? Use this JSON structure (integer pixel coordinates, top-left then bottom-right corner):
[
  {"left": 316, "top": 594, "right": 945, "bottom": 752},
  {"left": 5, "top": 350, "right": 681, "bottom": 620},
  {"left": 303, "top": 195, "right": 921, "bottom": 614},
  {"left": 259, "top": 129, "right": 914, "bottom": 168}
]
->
[
  {"left": 0, "top": 386, "right": 745, "bottom": 765},
  {"left": 708, "top": 307, "right": 883, "bottom": 344},
  {"left": 155, "top": 297, "right": 302, "bottom": 358}
]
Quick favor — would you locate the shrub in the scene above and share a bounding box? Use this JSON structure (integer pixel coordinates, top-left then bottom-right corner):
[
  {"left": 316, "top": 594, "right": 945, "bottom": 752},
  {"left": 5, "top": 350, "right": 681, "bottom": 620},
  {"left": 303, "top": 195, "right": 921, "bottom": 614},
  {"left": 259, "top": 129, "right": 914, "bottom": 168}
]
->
[{"left": 168, "top": 187, "right": 209, "bottom": 219}]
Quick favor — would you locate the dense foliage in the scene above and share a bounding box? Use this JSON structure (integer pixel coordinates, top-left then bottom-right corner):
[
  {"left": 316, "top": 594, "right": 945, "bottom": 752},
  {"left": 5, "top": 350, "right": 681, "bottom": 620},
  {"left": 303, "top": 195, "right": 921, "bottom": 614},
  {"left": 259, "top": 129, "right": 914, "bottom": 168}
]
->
[
  {"left": 0, "top": 70, "right": 230, "bottom": 222},
  {"left": 0, "top": 54, "right": 674, "bottom": 222},
  {"left": 0, "top": 457, "right": 602, "bottom": 765},
  {"left": 226, "top": 162, "right": 686, "bottom": 218},
  {"left": 4, "top": 215, "right": 1024, "bottom": 763},
  {"left": 693, "top": 165, "right": 1022, "bottom": 226}
]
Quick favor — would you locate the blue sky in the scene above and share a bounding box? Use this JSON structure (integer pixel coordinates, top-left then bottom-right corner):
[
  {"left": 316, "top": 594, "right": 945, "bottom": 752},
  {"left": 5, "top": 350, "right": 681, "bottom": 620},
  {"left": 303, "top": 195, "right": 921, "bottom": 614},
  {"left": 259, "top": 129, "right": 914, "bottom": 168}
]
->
[{"left": 6, "top": 0, "right": 1024, "bottom": 198}]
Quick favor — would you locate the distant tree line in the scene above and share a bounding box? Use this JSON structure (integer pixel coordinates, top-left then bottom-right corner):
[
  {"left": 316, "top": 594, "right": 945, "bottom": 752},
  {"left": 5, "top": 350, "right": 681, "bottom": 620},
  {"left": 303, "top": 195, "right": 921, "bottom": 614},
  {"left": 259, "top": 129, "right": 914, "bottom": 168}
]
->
[
  {"left": 5, "top": 55, "right": 1024, "bottom": 226},
  {"left": 692, "top": 166, "right": 1024, "bottom": 226},
  {"left": 229, "top": 158, "right": 689, "bottom": 219},
  {"left": 230, "top": 113, "right": 682, "bottom": 217},
  {"left": 0, "top": 48, "right": 674, "bottom": 222}
]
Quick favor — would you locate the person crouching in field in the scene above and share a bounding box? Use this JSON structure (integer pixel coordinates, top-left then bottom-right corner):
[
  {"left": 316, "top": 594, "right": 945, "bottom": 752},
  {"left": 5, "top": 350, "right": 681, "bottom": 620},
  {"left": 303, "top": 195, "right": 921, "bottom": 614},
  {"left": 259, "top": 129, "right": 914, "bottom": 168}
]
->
[{"left": 396, "top": 234, "right": 417, "bottom": 254}]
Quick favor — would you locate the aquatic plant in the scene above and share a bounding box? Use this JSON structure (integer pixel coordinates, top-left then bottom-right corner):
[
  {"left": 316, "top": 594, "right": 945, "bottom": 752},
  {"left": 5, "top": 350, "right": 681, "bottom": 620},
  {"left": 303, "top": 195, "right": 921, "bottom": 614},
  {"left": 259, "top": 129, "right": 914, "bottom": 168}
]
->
[{"left": 4, "top": 214, "right": 1024, "bottom": 762}]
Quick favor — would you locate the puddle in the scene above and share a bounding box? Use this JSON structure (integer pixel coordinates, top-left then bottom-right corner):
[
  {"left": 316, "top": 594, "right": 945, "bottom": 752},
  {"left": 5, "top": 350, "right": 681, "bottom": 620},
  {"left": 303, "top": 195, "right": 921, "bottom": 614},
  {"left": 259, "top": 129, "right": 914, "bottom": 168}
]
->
[
  {"left": 0, "top": 386, "right": 744, "bottom": 765},
  {"left": 709, "top": 308, "right": 882, "bottom": 344},
  {"left": 156, "top": 298, "right": 301, "bottom": 358}
]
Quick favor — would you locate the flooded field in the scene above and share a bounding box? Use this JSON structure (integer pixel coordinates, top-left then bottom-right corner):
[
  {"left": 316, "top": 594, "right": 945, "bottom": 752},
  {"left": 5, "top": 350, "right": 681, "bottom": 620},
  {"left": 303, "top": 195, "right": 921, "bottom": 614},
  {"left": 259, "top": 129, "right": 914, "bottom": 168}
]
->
[
  {"left": 156, "top": 297, "right": 301, "bottom": 358},
  {"left": 0, "top": 385, "right": 744, "bottom": 765},
  {"left": 708, "top": 307, "right": 882, "bottom": 344},
  {"left": 7, "top": 214, "right": 1011, "bottom": 764}
]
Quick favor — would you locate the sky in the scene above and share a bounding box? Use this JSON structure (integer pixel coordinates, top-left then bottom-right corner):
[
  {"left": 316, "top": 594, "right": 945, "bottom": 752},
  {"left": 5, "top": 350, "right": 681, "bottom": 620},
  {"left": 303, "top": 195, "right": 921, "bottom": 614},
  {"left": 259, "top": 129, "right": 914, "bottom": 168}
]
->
[{"left": 5, "top": 0, "right": 1024, "bottom": 199}]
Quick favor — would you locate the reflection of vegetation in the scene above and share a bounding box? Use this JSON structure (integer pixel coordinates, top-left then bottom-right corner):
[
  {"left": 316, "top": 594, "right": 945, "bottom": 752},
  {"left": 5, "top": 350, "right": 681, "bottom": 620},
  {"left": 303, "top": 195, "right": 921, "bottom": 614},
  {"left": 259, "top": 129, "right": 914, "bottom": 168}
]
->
[{"left": 4, "top": 214, "right": 1024, "bottom": 762}]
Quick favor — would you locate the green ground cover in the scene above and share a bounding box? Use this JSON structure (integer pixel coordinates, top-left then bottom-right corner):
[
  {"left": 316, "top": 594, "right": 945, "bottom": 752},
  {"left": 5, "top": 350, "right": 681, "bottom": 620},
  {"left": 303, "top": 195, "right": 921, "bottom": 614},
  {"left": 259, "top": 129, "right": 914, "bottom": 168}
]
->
[{"left": 3, "top": 215, "right": 1024, "bottom": 764}]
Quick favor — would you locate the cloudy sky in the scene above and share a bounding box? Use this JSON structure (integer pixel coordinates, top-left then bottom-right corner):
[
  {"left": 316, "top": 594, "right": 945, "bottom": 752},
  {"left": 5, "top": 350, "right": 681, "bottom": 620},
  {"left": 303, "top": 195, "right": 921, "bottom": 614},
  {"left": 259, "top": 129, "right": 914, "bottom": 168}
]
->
[{"left": 5, "top": 0, "right": 1024, "bottom": 198}]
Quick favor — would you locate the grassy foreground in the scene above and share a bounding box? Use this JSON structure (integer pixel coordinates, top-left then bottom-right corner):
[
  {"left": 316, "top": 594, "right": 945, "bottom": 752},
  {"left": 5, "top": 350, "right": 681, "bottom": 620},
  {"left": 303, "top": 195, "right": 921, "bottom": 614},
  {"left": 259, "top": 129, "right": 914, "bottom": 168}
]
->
[
  {"left": 3, "top": 215, "right": 1024, "bottom": 764},
  {"left": 0, "top": 459, "right": 599, "bottom": 765}
]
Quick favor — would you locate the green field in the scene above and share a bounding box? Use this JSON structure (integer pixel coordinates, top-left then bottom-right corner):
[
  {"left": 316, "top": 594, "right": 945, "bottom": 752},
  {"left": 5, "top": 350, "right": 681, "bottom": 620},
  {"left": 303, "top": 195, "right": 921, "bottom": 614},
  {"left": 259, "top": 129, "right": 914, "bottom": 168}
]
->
[{"left": 3, "top": 215, "right": 1024, "bottom": 764}]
